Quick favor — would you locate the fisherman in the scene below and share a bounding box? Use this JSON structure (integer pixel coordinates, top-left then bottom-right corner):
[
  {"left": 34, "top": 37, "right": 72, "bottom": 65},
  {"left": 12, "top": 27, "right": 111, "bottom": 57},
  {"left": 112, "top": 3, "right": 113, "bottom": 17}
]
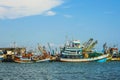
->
[{"left": 3, "top": 50, "right": 7, "bottom": 54}]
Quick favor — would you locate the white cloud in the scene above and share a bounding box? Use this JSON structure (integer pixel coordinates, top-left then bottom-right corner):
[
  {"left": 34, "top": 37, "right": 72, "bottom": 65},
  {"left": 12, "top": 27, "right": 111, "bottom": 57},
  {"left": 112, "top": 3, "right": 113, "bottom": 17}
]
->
[
  {"left": 45, "top": 11, "right": 56, "bottom": 16},
  {"left": 63, "top": 14, "right": 72, "bottom": 18},
  {"left": 0, "top": 0, "right": 63, "bottom": 19}
]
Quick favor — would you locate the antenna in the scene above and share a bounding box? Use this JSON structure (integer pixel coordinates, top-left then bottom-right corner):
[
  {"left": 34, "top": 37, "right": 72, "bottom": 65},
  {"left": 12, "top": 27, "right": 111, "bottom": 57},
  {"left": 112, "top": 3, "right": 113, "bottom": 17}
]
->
[
  {"left": 13, "top": 41, "right": 16, "bottom": 48},
  {"left": 65, "top": 35, "right": 68, "bottom": 42}
]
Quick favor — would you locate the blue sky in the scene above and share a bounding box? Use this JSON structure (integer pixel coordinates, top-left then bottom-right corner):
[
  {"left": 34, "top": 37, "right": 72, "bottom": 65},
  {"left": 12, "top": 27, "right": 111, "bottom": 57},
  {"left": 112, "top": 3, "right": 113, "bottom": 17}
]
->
[{"left": 0, "top": 0, "right": 120, "bottom": 50}]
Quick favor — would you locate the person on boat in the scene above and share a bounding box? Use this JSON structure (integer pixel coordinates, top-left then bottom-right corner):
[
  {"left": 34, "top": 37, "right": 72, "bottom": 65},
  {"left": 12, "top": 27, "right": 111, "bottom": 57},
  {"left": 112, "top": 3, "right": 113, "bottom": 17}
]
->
[{"left": 3, "top": 50, "right": 7, "bottom": 54}]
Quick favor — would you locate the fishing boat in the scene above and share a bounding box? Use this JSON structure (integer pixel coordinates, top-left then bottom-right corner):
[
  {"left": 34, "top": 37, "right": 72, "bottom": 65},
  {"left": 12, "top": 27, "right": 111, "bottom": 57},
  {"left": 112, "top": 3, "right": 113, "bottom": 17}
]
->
[
  {"left": 60, "top": 38, "right": 109, "bottom": 62},
  {"left": 14, "top": 56, "right": 33, "bottom": 63},
  {"left": 14, "top": 52, "right": 34, "bottom": 63},
  {"left": 14, "top": 44, "right": 52, "bottom": 63},
  {"left": 32, "top": 54, "right": 51, "bottom": 63},
  {"left": 32, "top": 44, "right": 51, "bottom": 63},
  {"left": 110, "top": 47, "right": 120, "bottom": 61},
  {"left": 103, "top": 43, "right": 120, "bottom": 61}
]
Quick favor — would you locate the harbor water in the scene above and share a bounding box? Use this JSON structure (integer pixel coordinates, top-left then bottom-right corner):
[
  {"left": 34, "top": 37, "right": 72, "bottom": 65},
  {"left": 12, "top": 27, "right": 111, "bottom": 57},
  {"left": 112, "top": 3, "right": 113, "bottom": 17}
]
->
[{"left": 0, "top": 61, "right": 120, "bottom": 80}]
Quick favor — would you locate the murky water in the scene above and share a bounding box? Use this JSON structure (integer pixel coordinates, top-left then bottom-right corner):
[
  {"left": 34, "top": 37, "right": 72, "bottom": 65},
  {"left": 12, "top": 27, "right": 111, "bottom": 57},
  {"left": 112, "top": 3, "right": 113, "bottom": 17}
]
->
[{"left": 0, "top": 61, "right": 120, "bottom": 80}]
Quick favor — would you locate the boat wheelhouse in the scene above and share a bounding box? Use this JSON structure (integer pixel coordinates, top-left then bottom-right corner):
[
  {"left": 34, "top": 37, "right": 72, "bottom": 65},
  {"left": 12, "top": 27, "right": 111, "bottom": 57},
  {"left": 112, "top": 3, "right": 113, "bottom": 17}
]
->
[{"left": 60, "top": 40, "right": 83, "bottom": 59}]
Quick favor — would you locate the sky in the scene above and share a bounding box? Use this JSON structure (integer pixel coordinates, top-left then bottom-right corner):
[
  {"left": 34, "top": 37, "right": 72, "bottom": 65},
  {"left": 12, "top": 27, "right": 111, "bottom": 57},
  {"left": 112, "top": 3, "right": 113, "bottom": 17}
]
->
[{"left": 0, "top": 0, "right": 120, "bottom": 50}]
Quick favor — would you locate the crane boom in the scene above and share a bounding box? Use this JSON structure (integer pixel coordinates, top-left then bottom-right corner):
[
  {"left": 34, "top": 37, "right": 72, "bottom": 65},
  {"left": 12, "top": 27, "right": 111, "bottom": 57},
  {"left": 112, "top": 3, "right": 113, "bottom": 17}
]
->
[{"left": 86, "top": 40, "right": 98, "bottom": 51}]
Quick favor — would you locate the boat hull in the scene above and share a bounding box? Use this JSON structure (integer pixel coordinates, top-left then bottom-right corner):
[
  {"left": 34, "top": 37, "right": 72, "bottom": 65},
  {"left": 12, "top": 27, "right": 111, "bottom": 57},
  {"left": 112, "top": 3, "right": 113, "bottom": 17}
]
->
[
  {"left": 60, "top": 54, "right": 109, "bottom": 62},
  {"left": 35, "top": 58, "right": 50, "bottom": 63},
  {"left": 14, "top": 60, "right": 33, "bottom": 63},
  {"left": 111, "top": 58, "right": 120, "bottom": 61},
  {"left": 96, "top": 58, "right": 107, "bottom": 62},
  {"left": 14, "top": 58, "right": 51, "bottom": 63}
]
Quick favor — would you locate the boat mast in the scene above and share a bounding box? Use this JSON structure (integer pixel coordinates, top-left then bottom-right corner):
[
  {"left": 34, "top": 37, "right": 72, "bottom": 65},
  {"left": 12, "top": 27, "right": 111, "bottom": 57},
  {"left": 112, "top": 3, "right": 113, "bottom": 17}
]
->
[
  {"left": 47, "top": 43, "right": 52, "bottom": 55},
  {"left": 13, "top": 42, "right": 16, "bottom": 54}
]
